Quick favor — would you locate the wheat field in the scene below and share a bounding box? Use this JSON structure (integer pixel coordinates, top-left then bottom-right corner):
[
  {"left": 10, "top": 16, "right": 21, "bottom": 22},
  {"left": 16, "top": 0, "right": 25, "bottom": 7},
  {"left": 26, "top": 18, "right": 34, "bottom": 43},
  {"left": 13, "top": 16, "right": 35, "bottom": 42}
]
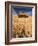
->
[{"left": 12, "top": 15, "right": 32, "bottom": 38}]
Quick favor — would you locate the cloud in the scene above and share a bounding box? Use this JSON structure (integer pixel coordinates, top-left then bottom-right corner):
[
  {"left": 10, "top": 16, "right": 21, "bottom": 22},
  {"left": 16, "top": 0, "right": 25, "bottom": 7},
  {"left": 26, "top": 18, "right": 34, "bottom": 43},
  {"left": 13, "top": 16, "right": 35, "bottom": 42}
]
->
[
  {"left": 26, "top": 11, "right": 32, "bottom": 16},
  {"left": 12, "top": 8, "right": 17, "bottom": 16}
]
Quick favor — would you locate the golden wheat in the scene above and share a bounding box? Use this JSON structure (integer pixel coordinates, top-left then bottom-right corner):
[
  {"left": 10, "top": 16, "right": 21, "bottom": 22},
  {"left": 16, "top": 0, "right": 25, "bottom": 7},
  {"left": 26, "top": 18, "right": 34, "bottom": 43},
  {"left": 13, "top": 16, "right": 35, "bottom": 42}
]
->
[{"left": 12, "top": 15, "right": 32, "bottom": 38}]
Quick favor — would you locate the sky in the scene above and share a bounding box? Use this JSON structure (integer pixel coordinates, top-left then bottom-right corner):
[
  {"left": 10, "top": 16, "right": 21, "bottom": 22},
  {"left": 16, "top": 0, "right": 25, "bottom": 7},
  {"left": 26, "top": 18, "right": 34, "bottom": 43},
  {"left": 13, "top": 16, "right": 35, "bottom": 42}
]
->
[{"left": 11, "top": 6, "right": 32, "bottom": 16}]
